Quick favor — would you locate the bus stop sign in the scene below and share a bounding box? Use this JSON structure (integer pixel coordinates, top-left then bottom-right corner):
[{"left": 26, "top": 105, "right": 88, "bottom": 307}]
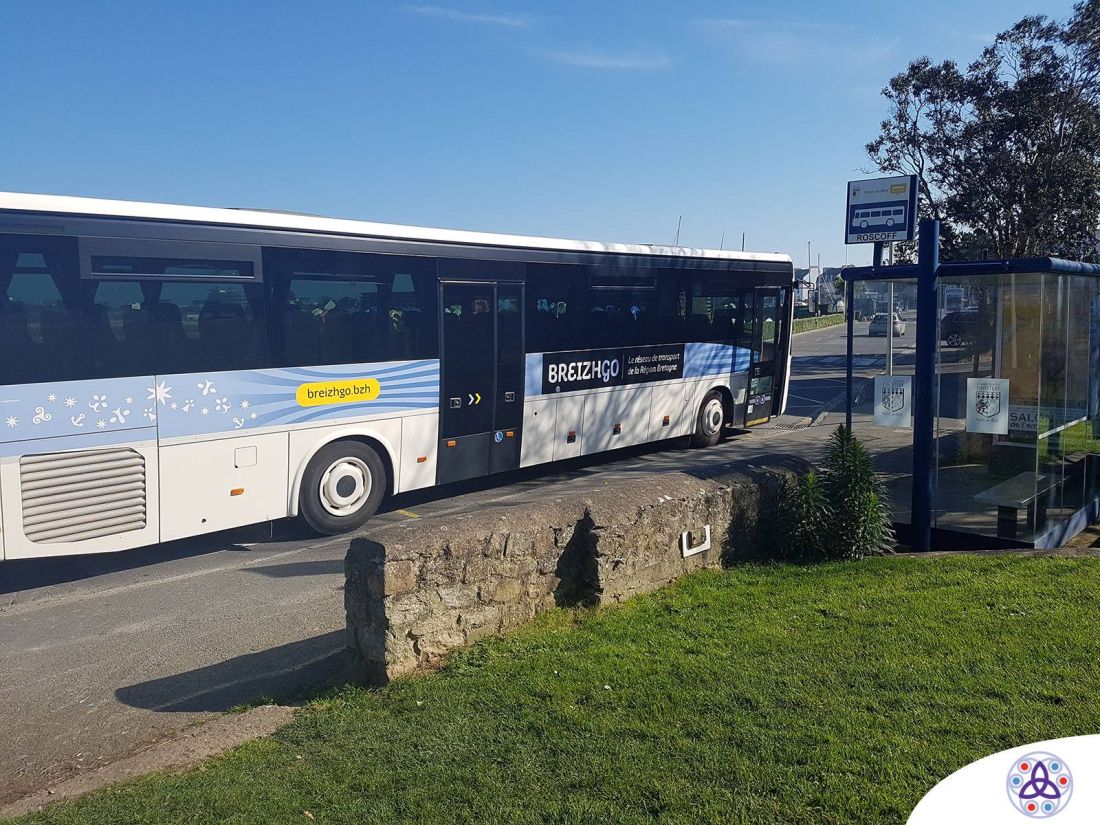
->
[{"left": 845, "top": 175, "right": 917, "bottom": 244}]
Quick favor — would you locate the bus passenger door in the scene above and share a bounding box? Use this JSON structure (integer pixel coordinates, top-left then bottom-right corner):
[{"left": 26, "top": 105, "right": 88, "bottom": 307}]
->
[
  {"left": 491, "top": 284, "right": 524, "bottom": 474},
  {"left": 745, "top": 287, "right": 782, "bottom": 426},
  {"left": 437, "top": 281, "right": 524, "bottom": 485}
]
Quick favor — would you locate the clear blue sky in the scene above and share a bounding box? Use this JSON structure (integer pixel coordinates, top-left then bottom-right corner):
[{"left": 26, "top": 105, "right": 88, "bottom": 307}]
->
[{"left": 0, "top": 0, "right": 1079, "bottom": 268}]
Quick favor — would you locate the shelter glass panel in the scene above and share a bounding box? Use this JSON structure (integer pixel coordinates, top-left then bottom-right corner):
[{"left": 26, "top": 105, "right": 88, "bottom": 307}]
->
[
  {"left": 933, "top": 273, "right": 1039, "bottom": 540},
  {"left": 929, "top": 272, "right": 1100, "bottom": 545},
  {"left": 849, "top": 279, "right": 918, "bottom": 526}
]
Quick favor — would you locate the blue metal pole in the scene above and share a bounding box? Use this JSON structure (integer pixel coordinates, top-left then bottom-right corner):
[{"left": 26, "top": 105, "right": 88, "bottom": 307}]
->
[
  {"left": 846, "top": 277, "right": 854, "bottom": 430},
  {"left": 911, "top": 219, "right": 939, "bottom": 552}
]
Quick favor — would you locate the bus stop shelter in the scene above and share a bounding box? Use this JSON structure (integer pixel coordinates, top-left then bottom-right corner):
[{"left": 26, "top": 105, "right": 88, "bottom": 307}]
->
[{"left": 842, "top": 225, "right": 1100, "bottom": 550}]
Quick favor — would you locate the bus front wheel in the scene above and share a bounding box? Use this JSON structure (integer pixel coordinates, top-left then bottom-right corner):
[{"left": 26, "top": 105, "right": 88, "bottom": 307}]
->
[
  {"left": 299, "top": 440, "right": 386, "bottom": 535},
  {"left": 691, "top": 390, "right": 726, "bottom": 448}
]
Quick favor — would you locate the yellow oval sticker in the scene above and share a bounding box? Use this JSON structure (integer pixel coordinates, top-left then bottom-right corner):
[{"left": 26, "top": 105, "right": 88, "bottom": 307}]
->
[{"left": 296, "top": 378, "right": 382, "bottom": 407}]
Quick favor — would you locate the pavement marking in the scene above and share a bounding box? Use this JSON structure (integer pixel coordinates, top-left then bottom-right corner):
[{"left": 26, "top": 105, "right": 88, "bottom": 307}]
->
[{"left": 396, "top": 508, "right": 420, "bottom": 519}]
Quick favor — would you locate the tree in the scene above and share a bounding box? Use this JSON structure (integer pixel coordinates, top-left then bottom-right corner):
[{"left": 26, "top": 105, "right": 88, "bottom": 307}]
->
[{"left": 866, "top": 1, "right": 1100, "bottom": 262}]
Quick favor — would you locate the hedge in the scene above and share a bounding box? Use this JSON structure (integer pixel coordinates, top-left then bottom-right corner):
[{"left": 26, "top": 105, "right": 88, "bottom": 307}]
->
[{"left": 793, "top": 313, "right": 845, "bottom": 335}]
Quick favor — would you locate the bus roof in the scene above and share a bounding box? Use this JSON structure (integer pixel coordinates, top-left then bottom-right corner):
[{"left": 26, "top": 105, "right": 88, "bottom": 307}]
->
[{"left": 0, "top": 191, "right": 791, "bottom": 265}]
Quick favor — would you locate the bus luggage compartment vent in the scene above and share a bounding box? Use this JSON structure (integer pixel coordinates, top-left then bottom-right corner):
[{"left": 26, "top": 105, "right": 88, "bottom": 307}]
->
[{"left": 19, "top": 448, "right": 147, "bottom": 544}]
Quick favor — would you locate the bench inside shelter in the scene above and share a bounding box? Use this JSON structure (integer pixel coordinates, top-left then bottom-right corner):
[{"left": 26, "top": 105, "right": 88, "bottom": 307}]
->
[{"left": 975, "top": 471, "right": 1063, "bottom": 539}]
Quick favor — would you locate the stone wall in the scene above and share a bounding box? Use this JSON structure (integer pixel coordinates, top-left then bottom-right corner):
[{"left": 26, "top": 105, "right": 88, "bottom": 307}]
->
[{"left": 345, "top": 458, "right": 806, "bottom": 682}]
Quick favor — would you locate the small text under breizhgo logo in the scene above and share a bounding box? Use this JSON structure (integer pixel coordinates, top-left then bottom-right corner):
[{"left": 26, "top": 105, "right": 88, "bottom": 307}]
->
[{"left": 295, "top": 378, "right": 381, "bottom": 407}]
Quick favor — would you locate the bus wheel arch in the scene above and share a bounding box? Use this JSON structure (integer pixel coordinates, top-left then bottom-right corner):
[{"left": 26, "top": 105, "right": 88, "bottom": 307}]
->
[{"left": 714, "top": 385, "right": 735, "bottom": 425}]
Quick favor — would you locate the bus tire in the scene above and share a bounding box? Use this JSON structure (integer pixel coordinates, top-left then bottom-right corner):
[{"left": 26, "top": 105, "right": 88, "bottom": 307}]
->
[
  {"left": 299, "top": 440, "right": 386, "bottom": 535},
  {"left": 691, "top": 390, "right": 726, "bottom": 448}
]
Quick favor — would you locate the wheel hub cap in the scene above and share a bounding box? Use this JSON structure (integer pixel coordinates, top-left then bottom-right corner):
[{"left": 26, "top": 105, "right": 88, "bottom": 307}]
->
[
  {"left": 319, "top": 457, "right": 371, "bottom": 517},
  {"left": 702, "top": 399, "right": 724, "bottom": 436}
]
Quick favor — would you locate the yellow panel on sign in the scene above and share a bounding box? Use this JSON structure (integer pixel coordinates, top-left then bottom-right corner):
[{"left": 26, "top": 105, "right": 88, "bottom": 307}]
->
[
  {"left": 296, "top": 379, "right": 381, "bottom": 407},
  {"left": 890, "top": 183, "right": 907, "bottom": 194}
]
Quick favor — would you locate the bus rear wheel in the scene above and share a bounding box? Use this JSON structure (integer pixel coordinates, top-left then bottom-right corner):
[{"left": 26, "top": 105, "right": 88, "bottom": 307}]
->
[
  {"left": 691, "top": 390, "right": 726, "bottom": 448},
  {"left": 299, "top": 441, "right": 386, "bottom": 535}
]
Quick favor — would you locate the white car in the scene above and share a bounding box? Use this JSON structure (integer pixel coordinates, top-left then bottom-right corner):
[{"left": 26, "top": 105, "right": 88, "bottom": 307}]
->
[{"left": 868, "top": 312, "right": 906, "bottom": 337}]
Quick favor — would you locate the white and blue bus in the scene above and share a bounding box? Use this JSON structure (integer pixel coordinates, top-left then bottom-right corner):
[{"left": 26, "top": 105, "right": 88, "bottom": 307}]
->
[{"left": 0, "top": 193, "right": 793, "bottom": 561}]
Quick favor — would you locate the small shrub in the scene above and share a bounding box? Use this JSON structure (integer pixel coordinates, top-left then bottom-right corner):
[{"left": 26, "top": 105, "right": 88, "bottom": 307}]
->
[
  {"left": 820, "top": 425, "right": 895, "bottom": 559},
  {"left": 790, "top": 472, "right": 832, "bottom": 562},
  {"left": 758, "top": 426, "right": 894, "bottom": 561},
  {"left": 766, "top": 472, "right": 832, "bottom": 562}
]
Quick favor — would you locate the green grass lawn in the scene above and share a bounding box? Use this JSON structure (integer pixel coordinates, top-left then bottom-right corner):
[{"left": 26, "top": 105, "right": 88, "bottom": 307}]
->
[{"left": 14, "top": 554, "right": 1100, "bottom": 825}]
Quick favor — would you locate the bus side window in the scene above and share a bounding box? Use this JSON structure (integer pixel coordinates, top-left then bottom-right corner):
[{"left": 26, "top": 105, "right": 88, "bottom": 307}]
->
[
  {"left": 89, "top": 280, "right": 267, "bottom": 375},
  {"left": 90, "top": 280, "right": 149, "bottom": 375},
  {"left": 587, "top": 263, "right": 658, "bottom": 349},
  {"left": 388, "top": 271, "right": 437, "bottom": 361},
  {"left": 686, "top": 270, "right": 745, "bottom": 344},
  {"left": 0, "top": 235, "right": 87, "bottom": 385},
  {"left": 525, "top": 263, "right": 585, "bottom": 353},
  {"left": 159, "top": 281, "right": 268, "bottom": 372},
  {"left": 654, "top": 269, "right": 687, "bottom": 344},
  {"left": 265, "top": 248, "right": 435, "bottom": 367},
  {"left": 737, "top": 291, "right": 755, "bottom": 352}
]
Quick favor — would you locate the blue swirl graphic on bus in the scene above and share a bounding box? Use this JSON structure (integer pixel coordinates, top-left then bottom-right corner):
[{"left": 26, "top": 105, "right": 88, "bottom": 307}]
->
[
  {"left": 0, "top": 360, "right": 440, "bottom": 449},
  {"left": 155, "top": 360, "right": 439, "bottom": 439}
]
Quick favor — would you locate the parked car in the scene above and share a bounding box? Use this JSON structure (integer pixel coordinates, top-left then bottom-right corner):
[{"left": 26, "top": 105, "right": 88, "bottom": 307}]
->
[
  {"left": 868, "top": 312, "right": 906, "bottom": 337},
  {"left": 941, "top": 308, "right": 979, "bottom": 347}
]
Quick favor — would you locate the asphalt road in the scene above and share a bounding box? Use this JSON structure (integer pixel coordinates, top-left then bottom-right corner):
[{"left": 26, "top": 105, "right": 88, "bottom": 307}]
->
[
  {"left": 782, "top": 316, "right": 915, "bottom": 420},
  {"left": 0, "top": 321, "right": 864, "bottom": 806}
]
